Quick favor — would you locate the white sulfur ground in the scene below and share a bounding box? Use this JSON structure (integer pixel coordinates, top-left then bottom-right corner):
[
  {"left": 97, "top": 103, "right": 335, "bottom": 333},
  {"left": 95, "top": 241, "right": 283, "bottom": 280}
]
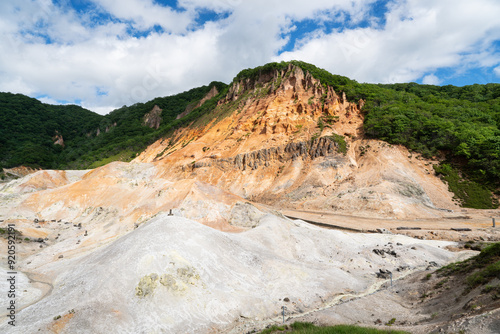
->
[{"left": 0, "top": 213, "right": 465, "bottom": 333}]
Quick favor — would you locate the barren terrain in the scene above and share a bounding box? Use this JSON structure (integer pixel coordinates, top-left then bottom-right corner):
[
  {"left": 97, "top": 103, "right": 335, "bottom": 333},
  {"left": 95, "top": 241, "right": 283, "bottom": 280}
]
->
[
  {"left": 0, "top": 163, "right": 498, "bottom": 333},
  {"left": 1, "top": 64, "right": 499, "bottom": 333}
]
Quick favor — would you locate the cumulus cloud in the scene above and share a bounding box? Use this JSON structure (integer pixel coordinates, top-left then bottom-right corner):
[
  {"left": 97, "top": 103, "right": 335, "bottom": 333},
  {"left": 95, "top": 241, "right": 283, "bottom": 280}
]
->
[
  {"left": 278, "top": 0, "right": 500, "bottom": 83},
  {"left": 0, "top": 0, "right": 499, "bottom": 114},
  {"left": 422, "top": 74, "right": 440, "bottom": 85},
  {"left": 92, "top": 0, "right": 193, "bottom": 33}
]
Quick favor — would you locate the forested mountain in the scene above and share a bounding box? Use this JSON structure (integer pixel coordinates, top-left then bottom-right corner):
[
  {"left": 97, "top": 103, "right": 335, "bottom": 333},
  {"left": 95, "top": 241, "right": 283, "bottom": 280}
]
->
[
  {"left": 0, "top": 82, "right": 226, "bottom": 170},
  {"left": 0, "top": 93, "right": 103, "bottom": 169},
  {"left": 0, "top": 61, "right": 498, "bottom": 208}
]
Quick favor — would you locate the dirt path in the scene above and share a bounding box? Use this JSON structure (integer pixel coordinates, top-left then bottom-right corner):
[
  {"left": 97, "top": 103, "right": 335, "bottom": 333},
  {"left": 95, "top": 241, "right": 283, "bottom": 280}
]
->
[
  {"left": 227, "top": 265, "right": 428, "bottom": 334},
  {"left": 0, "top": 271, "right": 53, "bottom": 319},
  {"left": 279, "top": 207, "right": 494, "bottom": 231},
  {"left": 254, "top": 204, "right": 500, "bottom": 242}
]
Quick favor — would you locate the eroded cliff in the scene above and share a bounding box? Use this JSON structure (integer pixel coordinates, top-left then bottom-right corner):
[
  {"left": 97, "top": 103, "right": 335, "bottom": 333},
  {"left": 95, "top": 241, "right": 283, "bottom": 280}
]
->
[{"left": 134, "top": 64, "right": 457, "bottom": 219}]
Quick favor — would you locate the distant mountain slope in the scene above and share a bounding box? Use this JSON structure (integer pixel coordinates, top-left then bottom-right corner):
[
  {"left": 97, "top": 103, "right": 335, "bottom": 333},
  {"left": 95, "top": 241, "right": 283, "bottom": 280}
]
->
[
  {"left": 0, "top": 93, "right": 103, "bottom": 169},
  {"left": 0, "top": 82, "right": 226, "bottom": 171},
  {"left": 70, "top": 81, "right": 227, "bottom": 169}
]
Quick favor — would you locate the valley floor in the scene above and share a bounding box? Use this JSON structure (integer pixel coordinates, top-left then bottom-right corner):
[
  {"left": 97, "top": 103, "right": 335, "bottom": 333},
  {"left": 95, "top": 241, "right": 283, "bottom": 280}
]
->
[
  {"left": 228, "top": 206, "right": 500, "bottom": 334},
  {"left": 1, "top": 165, "right": 499, "bottom": 333}
]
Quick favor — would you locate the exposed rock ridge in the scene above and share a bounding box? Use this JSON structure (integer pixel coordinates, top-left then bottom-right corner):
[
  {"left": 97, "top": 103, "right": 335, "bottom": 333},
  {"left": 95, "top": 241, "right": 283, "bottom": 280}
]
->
[
  {"left": 134, "top": 62, "right": 365, "bottom": 164},
  {"left": 176, "top": 86, "right": 219, "bottom": 120},
  {"left": 221, "top": 63, "right": 363, "bottom": 113},
  {"left": 188, "top": 136, "right": 344, "bottom": 171},
  {"left": 143, "top": 105, "right": 163, "bottom": 129}
]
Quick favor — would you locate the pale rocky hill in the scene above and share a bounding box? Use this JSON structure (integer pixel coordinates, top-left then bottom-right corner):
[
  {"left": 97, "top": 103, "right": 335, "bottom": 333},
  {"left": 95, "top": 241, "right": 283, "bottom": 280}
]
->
[{"left": 1, "top": 213, "right": 462, "bottom": 333}]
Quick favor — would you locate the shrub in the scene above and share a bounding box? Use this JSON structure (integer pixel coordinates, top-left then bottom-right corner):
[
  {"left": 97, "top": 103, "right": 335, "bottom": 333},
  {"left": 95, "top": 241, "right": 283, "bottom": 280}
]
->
[{"left": 328, "top": 134, "right": 348, "bottom": 155}]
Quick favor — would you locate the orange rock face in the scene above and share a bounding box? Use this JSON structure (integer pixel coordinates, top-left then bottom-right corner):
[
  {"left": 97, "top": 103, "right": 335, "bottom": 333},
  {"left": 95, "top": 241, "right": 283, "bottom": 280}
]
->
[
  {"left": 0, "top": 65, "right": 461, "bottom": 248},
  {"left": 53, "top": 133, "right": 65, "bottom": 147},
  {"left": 133, "top": 64, "right": 457, "bottom": 219}
]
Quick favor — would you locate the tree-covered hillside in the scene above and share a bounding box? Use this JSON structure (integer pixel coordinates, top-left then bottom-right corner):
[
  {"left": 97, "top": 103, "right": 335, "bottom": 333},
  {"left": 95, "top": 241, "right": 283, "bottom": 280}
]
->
[
  {"left": 0, "top": 82, "right": 226, "bottom": 170},
  {"left": 0, "top": 93, "right": 103, "bottom": 169},
  {"left": 61, "top": 81, "right": 227, "bottom": 169},
  {"left": 361, "top": 82, "right": 500, "bottom": 208}
]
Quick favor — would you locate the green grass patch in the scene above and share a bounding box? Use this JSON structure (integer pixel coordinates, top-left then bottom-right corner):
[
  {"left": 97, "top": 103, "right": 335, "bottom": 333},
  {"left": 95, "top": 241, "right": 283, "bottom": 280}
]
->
[
  {"left": 437, "top": 260, "right": 469, "bottom": 277},
  {"left": 433, "top": 163, "right": 497, "bottom": 209},
  {"left": 0, "top": 227, "right": 22, "bottom": 236},
  {"left": 385, "top": 318, "right": 396, "bottom": 326},
  {"left": 290, "top": 322, "right": 316, "bottom": 330},
  {"left": 322, "top": 115, "right": 339, "bottom": 124},
  {"left": 439, "top": 242, "right": 500, "bottom": 276},
  {"left": 467, "top": 260, "right": 500, "bottom": 288},
  {"left": 318, "top": 119, "right": 325, "bottom": 132},
  {"left": 482, "top": 284, "right": 500, "bottom": 294},
  {"left": 434, "top": 278, "right": 449, "bottom": 289},
  {"left": 260, "top": 322, "right": 409, "bottom": 334},
  {"left": 88, "top": 150, "right": 135, "bottom": 169},
  {"left": 438, "top": 242, "right": 500, "bottom": 291}
]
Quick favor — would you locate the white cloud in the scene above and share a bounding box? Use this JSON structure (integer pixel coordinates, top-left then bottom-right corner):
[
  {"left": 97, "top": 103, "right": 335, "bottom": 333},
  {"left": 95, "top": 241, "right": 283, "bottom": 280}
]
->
[
  {"left": 92, "top": 0, "right": 193, "bottom": 33},
  {"left": 37, "top": 95, "right": 63, "bottom": 105},
  {"left": 0, "top": 0, "right": 499, "bottom": 114},
  {"left": 422, "top": 74, "right": 440, "bottom": 85},
  {"left": 177, "top": 0, "right": 242, "bottom": 12},
  {"left": 495, "top": 66, "right": 500, "bottom": 77},
  {"left": 278, "top": 0, "right": 500, "bottom": 84}
]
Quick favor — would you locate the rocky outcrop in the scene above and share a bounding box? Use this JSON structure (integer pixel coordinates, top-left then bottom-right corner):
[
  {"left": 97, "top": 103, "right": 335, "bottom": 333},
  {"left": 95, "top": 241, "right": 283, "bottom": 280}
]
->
[
  {"left": 221, "top": 64, "right": 362, "bottom": 115},
  {"left": 93, "top": 122, "right": 117, "bottom": 137},
  {"left": 53, "top": 132, "right": 64, "bottom": 147},
  {"left": 143, "top": 105, "right": 163, "bottom": 129},
  {"left": 228, "top": 202, "right": 265, "bottom": 228},
  {"left": 188, "top": 136, "right": 346, "bottom": 171},
  {"left": 136, "top": 63, "right": 365, "bottom": 164},
  {"left": 132, "top": 64, "right": 460, "bottom": 219},
  {"left": 2, "top": 166, "right": 39, "bottom": 178},
  {"left": 176, "top": 86, "right": 219, "bottom": 120}
]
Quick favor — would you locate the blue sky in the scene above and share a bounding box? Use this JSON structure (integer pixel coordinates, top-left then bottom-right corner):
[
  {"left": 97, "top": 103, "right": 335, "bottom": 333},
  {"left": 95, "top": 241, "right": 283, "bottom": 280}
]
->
[{"left": 1, "top": 0, "right": 500, "bottom": 114}]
